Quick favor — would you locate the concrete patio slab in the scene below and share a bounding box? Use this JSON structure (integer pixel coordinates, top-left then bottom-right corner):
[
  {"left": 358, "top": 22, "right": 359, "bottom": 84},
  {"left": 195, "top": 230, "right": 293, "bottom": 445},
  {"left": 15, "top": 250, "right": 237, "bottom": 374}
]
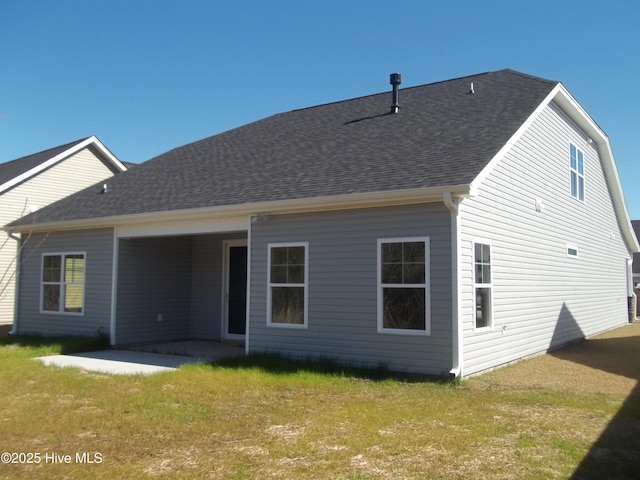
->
[{"left": 35, "top": 350, "right": 203, "bottom": 375}]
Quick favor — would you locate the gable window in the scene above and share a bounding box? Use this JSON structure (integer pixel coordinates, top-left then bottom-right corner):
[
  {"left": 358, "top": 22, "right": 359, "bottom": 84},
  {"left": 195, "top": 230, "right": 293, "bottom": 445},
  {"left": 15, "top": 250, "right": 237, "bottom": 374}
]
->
[
  {"left": 377, "top": 237, "right": 430, "bottom": 334},
  {"left": 267, "top": 243, "right": 308, "bottom": 327},
  {"left": 474, "top": 242, "right": 492, "bottom": 330},
  {"left": 41, "top": 253, "right": 85, "bottom": 314},
  {"left": 567, "top": 245, "right": 579, "bottom": 257},
  {"left": 570, "top": 144, "right": 585, "bottom": 201}
]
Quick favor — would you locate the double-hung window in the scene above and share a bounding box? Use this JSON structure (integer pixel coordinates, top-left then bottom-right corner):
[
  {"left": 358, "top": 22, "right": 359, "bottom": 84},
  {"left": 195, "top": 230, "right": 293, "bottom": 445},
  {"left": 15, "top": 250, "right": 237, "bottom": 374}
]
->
[
  {"left": 267, "top": 243, "right": 308, "bottom": 327},
  {"left": 41, "top": 253, "right": 85, "bottom": 314},
  {"left": 377, "top": 237, "right": 430, "bottom": 334},
  {"left": 570, "top": 144, "right": 585, "bottom": 201},
  {"left": 474, "top": 242, "right": 492, "bottom": 329}
]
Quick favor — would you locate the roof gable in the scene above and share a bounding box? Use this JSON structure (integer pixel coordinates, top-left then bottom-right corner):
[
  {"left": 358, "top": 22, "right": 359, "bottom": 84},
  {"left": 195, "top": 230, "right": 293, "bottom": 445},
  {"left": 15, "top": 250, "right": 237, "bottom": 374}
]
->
[
  {"left": 9, "top": 69, "right": 557, "bottom": 227},
  {"left": 0, "top": 138, "right": 88, "bottom": 185},
  {"left": 472, "top": 81, "right": 639, "bottom": 253},
  {"left": 0, "top": 136, "right": 127, "bottom": 194}
]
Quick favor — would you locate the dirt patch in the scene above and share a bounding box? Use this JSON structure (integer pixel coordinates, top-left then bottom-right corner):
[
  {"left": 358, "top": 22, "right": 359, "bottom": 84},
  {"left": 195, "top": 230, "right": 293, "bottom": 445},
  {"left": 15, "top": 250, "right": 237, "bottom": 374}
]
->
[{"left": 471, "top": 322, "right": 640, "bottom": 396}]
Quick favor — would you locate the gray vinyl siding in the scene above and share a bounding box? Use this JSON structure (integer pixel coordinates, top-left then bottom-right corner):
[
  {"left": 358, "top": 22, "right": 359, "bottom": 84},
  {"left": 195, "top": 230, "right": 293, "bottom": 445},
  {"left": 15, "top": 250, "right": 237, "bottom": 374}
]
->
[
  {"left": 0, "top": 148, "right": 118, "bottom": 325},
  {"left": 115, "top": 232, "right": 247, "bottom": 344},
  {"left": 16, "top": 228, "right": 114, "bottom": 337},
  {"left": 460, "top": 101, "right": 631, "bottom": 376},
  {"left": 115, "top": 236, "right": 192, "bottom": 344},
  {"left": 191, "top": 232, "right": 247, "bottom": 340},
  {"left": 249, "top": 204, "right": 453, "bottom": 375}
]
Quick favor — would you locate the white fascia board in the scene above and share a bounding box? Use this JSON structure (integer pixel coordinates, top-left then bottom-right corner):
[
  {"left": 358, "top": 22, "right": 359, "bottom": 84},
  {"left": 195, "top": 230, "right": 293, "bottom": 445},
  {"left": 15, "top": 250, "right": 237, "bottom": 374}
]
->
[
  {"left": 471, "top": 83, "right": 639, "bottom": 254},
  {"left": 88, "top": 136, "right": 128, "bottom": 173},
  {"left": 0, "top": 136, "right": 127, "bottom": 195},
  {"left": 470, "top": 84, "right": 563, "bottom": 191},
  {"left": 552, "top": 86, "right": 640, "bottom": 254},
  {"left": 7, "top": 184, "right": 474, "bottom": 234}
]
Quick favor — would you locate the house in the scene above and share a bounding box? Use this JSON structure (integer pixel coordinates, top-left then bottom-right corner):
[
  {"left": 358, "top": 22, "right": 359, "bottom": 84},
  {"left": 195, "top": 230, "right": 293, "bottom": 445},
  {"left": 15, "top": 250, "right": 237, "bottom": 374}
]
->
[
  {"left": 4, "top": 70, "right": 638, "bottom": 377},
  {"left": 0, "top": 137, "right": 127, "bottom": 326},
  {"left": 632, "top": 220, "right": 640, "bottom": 315}
]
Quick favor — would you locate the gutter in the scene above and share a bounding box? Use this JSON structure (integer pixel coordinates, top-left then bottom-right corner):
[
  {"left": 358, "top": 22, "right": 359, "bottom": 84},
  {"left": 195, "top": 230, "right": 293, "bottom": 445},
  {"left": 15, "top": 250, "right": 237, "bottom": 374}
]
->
[
  {"left": 5, "top": 184, "right": 475, "bottom": 235},
  {"left": 443, "top": 192, "right": 463, "bottom": 379}
]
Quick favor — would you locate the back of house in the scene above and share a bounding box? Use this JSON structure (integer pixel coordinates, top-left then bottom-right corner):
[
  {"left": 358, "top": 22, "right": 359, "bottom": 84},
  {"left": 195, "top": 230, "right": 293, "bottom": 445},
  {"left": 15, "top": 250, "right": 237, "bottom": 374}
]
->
[{"left": 5, "top": 70, "right": 637, "bottom": 377}]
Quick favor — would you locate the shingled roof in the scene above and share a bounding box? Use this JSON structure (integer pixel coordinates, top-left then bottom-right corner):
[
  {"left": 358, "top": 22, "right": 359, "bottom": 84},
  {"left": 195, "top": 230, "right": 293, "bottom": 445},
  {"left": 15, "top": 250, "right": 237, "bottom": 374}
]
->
[
  {"left": 0, "top": 138, "right": 89, "bottom": 186},
  {"left": 8, "top": 69, "right": 558, "bottom": 227}
]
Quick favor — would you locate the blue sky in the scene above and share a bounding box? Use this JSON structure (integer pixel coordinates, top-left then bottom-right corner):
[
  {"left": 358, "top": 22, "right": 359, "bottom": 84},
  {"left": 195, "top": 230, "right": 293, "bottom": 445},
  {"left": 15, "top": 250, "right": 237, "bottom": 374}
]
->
[{"left": 1, "top": 1, "right": 639, "bottom": 216}]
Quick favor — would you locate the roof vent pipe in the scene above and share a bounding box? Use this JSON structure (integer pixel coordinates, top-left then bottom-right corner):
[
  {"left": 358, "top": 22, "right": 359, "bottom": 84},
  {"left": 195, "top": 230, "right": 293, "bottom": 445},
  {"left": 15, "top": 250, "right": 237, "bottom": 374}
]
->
[{"left": 390, "top": 73, "right": 401, "bottom": 113}]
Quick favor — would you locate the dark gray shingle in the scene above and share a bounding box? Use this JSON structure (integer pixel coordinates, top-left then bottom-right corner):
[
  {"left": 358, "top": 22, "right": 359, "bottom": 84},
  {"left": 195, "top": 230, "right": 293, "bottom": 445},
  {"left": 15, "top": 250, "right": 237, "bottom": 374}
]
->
[
  {"left": 0, "top": 138, "right": 89, "bottom": 186},
  {"left": 11, "top": 69, "right": 557, "bottom": 226}
]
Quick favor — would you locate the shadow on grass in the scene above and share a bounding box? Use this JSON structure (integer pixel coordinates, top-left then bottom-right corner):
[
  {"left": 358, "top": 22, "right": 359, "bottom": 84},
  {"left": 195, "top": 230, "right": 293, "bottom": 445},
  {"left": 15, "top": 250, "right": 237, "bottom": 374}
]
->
[
  {"left": 554, "top": 334, "right": 640, "bottom": 480},
  {"left": 547, "top": 310, "right": 640, "bottom": 479},
  {"left": 212, "top": 352, "right": 450, "bottom": 384},
  {"left": 0, "top": 334, "right": 110, "bottom": 355}
]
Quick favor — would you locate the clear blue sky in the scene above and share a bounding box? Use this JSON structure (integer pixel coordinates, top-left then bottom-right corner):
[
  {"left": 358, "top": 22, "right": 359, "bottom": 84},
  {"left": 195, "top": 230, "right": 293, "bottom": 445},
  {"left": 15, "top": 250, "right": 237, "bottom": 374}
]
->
[{"left": 2, "top": 1, "right": 639, "bottom": 216}]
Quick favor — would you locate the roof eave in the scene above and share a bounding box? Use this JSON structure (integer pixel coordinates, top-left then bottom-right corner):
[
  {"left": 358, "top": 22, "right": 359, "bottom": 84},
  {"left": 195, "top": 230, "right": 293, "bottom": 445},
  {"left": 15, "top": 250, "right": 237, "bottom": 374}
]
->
[{"left": 5, "top": 184, "right": 474, "bottom": 234}]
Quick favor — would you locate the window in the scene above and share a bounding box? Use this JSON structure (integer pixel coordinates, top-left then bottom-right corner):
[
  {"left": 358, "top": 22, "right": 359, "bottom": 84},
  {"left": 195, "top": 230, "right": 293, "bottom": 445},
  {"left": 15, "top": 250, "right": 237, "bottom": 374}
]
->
[
  {"left": 570, "top": 144, "right": 585, "bottom": 201},
  {"left": 267, "top": 243, "right": 308, "bottom": 327},
  {"left": 377, "top": 237, "right": 430, "bottom": 334},
  {"left": 474, "top": 242, "right": 492, "bottom": 329},
  {"left": 41, "top": 253, "right": 85, "bottom": 314},
  {"left": 567, "top": 245, "right": 578, "bottom": 257}
]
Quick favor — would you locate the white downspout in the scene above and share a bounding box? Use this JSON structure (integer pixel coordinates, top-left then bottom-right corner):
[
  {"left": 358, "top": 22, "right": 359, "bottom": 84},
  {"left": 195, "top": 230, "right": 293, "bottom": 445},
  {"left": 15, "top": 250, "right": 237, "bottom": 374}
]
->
[
  {"left": 109, "top": 228, "right": 119, "bottom": 345},
  {"left": 443, "top": 192, "right": 463, "bottom": 378}
]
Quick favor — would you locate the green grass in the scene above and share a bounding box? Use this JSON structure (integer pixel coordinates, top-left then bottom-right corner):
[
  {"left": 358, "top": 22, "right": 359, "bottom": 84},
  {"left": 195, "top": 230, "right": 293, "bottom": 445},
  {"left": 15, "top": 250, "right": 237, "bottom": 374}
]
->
[{"left": 1, "top": 330, "right": 639, "bottom": 479}]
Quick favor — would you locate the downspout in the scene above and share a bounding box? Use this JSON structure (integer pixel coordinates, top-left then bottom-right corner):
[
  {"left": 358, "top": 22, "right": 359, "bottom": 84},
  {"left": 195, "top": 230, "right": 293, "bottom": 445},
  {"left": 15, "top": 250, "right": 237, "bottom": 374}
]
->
[
  {"left": 245, "top": 218, "right": 252, "bottom": 355},
  {"left": 109, "top": 228, "right": 119, "bottom": 345},
  {"left": 443, "top": 192, "right": 463, "bottom": 378},
  {"left": 9, "top": 232, "right": 21, "bottom": 335}
]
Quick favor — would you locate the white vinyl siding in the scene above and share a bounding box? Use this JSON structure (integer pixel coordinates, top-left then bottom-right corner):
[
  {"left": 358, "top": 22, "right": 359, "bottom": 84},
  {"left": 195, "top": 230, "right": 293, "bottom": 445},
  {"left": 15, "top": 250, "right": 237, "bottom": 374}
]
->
[{"left": 460, "top": 101, "right": 631, "bottom": 376}]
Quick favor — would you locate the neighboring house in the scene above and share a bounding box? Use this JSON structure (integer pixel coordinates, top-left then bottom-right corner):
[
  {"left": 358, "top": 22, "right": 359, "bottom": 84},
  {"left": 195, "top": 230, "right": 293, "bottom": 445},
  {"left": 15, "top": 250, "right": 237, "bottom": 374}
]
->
[
  {"left": 0, "top": 137, "right": 127, "bottom": 325},
  {"left": 632, "top": 220, "right": 640, "bottom": 315},
  {"left": 5, "top": 70, "right": 638, "bottom": 377}
]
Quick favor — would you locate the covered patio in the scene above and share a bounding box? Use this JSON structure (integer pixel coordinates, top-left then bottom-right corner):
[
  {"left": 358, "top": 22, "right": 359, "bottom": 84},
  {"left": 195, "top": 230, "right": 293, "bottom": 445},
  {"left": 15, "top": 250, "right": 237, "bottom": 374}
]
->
[{"left": 112, "top": 227, "right": 249, "bottom": 347}]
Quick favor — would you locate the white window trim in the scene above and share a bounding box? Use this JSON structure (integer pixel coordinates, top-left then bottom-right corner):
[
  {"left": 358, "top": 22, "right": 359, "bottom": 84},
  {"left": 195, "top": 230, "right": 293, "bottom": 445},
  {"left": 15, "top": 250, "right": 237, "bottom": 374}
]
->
[
  {"left": 569, "top": 143, "right": 585, "bottom": 203},
  {"left": 377, "top": 236, "right": 431, "bottom": 336},
  {"left": 267, "top": 242, "right": 309, "bottom": 329},
  {"left": 40, "top": 252, "right": 86, "bottom": 316},
  {"left": 473, "top": 240, "right": 493, "bottom": 332},
  {"left": 566, "top": 245, "right": 579, "bottom": 258}
]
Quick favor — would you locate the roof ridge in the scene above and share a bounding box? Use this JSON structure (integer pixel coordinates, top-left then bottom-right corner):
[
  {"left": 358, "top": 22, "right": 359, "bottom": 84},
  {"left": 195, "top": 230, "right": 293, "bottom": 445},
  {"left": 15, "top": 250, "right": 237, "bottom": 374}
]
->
[{"left": 284, "top": 69, "right": 555, "bottom": 115}]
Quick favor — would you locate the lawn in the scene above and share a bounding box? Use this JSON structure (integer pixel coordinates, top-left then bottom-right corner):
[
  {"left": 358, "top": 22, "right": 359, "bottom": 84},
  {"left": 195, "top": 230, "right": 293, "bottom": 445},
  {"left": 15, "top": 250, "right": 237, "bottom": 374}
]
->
[{"left": 1, "top": 324, "right": 640, "bottom": 479}]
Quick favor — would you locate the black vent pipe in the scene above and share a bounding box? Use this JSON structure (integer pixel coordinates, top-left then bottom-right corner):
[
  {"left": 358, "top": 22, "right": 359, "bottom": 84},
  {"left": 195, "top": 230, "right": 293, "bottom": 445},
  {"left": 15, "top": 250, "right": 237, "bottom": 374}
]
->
[{"left": 390, "top": 73, "right": 401, "bottom": 113}]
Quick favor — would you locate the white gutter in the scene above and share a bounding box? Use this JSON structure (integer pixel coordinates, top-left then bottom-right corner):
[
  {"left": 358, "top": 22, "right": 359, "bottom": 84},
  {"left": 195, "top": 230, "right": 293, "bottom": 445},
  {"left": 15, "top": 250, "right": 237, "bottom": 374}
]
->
[
  {"left": 6, "top": 184, "right": 475, "bottom": 234},
  {"left": 443, "top": 192, "right": 463, "bottom": 379}
]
